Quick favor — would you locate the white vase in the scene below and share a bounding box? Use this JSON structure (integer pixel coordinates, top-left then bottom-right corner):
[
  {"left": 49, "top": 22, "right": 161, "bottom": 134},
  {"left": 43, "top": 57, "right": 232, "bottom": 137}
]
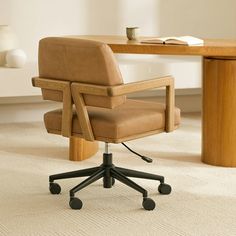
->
[
  {"left": 6, "top": 49, "right": 27, "bottom": 68},
  {"left": 0, "top": 25, "right": 18, "bottom": 66}
]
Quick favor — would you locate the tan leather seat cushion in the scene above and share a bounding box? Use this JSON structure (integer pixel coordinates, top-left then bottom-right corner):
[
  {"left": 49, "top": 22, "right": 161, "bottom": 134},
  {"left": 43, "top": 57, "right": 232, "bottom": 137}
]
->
[{"left": 44, "top": 99, "right": 180, "bottom": 143}]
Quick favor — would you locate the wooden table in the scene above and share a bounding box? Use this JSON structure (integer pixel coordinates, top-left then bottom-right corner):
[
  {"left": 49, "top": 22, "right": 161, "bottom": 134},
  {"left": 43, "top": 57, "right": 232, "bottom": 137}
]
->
[{"left": 72, "top": 35, "right": 236, "bottom": 167}]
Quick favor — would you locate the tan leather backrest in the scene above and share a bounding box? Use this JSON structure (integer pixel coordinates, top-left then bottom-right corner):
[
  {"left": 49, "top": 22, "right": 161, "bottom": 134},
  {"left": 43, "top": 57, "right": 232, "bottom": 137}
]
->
[{"left": 38, "top": 37, "right": 126, "bottom": 108}]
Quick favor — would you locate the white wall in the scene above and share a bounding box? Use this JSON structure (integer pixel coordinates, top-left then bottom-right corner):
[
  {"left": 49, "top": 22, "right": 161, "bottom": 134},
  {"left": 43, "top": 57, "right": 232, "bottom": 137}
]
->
[
  {"left": 1, "top": 0, "right": 82, "bottom": 61},
  {"left": 159, "top": 0, "right": 236, "bottom": 38},
  {"left": 0, "top": 0, "right": 160, "bottom": 61},
  {"left": 81, "top": 0, "right": 159, "bottom": 36},
  {"left": 1, "top": 0, "right": 236, "bottom": 93}
]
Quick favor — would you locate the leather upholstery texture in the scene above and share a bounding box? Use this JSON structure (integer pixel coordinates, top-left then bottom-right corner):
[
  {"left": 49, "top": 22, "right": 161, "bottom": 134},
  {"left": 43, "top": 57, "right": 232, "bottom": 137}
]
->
[
  {"left": 39, "top": 37, "right": 126, "bottom": 108},
  {"left": 44, "top": 99, "right": 180, "bottom": 143}
]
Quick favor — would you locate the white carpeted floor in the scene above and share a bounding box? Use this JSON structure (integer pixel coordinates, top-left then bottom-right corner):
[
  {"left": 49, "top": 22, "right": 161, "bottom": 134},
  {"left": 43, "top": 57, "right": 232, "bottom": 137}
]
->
[{"left": 0, "top": 113, "right": 236, "bottom": 236}]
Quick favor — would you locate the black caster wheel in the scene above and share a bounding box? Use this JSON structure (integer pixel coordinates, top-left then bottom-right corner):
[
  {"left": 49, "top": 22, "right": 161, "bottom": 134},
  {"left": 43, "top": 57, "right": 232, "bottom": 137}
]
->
[
  {"left": 49, "top": 182, "right": 61, "bottom": 194},
  {"left": 142, "top": 198, "right": 156, "bottom": 211},
  {"left": 69, "top": 197, "right": 83, "bottom": 210},
  {"left": 158, "top": 183, "right": 172, "bottom": 195},
  {"left": 112, "top": 178, "right": 115, "bottom": 186}
]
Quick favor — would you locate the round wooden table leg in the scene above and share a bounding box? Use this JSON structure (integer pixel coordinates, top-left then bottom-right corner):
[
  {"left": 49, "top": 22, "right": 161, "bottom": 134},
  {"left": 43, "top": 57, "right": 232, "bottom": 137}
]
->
[
  {"left": 202, "top": 57, "right": 236, "bottom": 167},
  {"left": 69, "top": 137, "right": 99, "bottom": 161}
]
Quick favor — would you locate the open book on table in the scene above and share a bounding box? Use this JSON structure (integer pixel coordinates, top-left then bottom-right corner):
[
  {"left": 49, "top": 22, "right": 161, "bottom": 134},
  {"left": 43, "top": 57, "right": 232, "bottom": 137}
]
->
[{"left": 141, "top": 36, "right": 204, "bottom": 46}]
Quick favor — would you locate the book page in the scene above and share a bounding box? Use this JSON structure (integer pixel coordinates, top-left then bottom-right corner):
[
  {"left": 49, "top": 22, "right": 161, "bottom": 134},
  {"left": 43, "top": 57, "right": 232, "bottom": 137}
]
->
[
  {"left": 165, "top": 36, "right": 203, "bottom": 45},
  {"left": 141, "top": 36, "right": 203, "bottom": 45},
  {"left": 141, "top": 38, "right": 165, "bottom": 44}
]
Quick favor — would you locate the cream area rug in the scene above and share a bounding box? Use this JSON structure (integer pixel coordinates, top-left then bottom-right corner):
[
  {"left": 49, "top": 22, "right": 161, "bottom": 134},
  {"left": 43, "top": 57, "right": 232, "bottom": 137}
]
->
[{"left": 0, "top": 113, "right": 236, "bottom": 236}]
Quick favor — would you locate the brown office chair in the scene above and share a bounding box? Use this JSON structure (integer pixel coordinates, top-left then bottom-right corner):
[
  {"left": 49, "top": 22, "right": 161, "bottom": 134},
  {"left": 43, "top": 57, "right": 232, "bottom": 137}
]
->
[{"left": 32, "top": 37, "right": 180, "bottom": 211}]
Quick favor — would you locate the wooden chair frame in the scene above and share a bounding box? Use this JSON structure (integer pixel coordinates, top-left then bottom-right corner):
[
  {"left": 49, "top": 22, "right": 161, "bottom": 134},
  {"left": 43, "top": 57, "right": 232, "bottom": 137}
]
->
[
  {"left": 32, "top": 77, "right": 73, "bottom": 137},
  {"left": 32, "top": 75, "right": 175, "bottom": 142}
]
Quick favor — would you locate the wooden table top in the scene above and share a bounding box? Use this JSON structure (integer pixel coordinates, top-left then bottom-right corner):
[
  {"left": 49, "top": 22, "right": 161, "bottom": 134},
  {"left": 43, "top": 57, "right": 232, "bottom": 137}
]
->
[{"left": 69, "top": 35, "right": 236, "bottom": 58}]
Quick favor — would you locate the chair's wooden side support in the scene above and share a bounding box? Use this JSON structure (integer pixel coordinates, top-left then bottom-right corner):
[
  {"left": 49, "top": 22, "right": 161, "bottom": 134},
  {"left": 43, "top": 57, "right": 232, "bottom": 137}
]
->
[
  {"left": 71, "top": 75, "right": 175, "bottom": 139},
  {"left": 165, "top": 80, "right": 175, "bottom": 132},
  {"left": 32, "top": 77, "right": 98, "bottom": 161},
  {"left": 110, "top": 76, "right": 175, "bottom": 132},
  {"left": 32, "top": 77, "right": 73, "bottom": 137},
  {"left": 71, "top": 86, "right": 95, "bottom": 141}
]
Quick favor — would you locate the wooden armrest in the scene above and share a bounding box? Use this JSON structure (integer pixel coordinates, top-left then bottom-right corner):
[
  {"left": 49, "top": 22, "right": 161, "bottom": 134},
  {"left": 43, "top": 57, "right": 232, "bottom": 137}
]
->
[
  {"left": 110, "top": 76, "right": 173, "bottom": 96},
  {"left": 32, "top": 77, "right": 73, "bottom": 138},
  {"left": 32, "top": 77, "right": 70, "bottom": 91},
  {"left": 72, "top": 76, "right": 173, "bottom": 97}
]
